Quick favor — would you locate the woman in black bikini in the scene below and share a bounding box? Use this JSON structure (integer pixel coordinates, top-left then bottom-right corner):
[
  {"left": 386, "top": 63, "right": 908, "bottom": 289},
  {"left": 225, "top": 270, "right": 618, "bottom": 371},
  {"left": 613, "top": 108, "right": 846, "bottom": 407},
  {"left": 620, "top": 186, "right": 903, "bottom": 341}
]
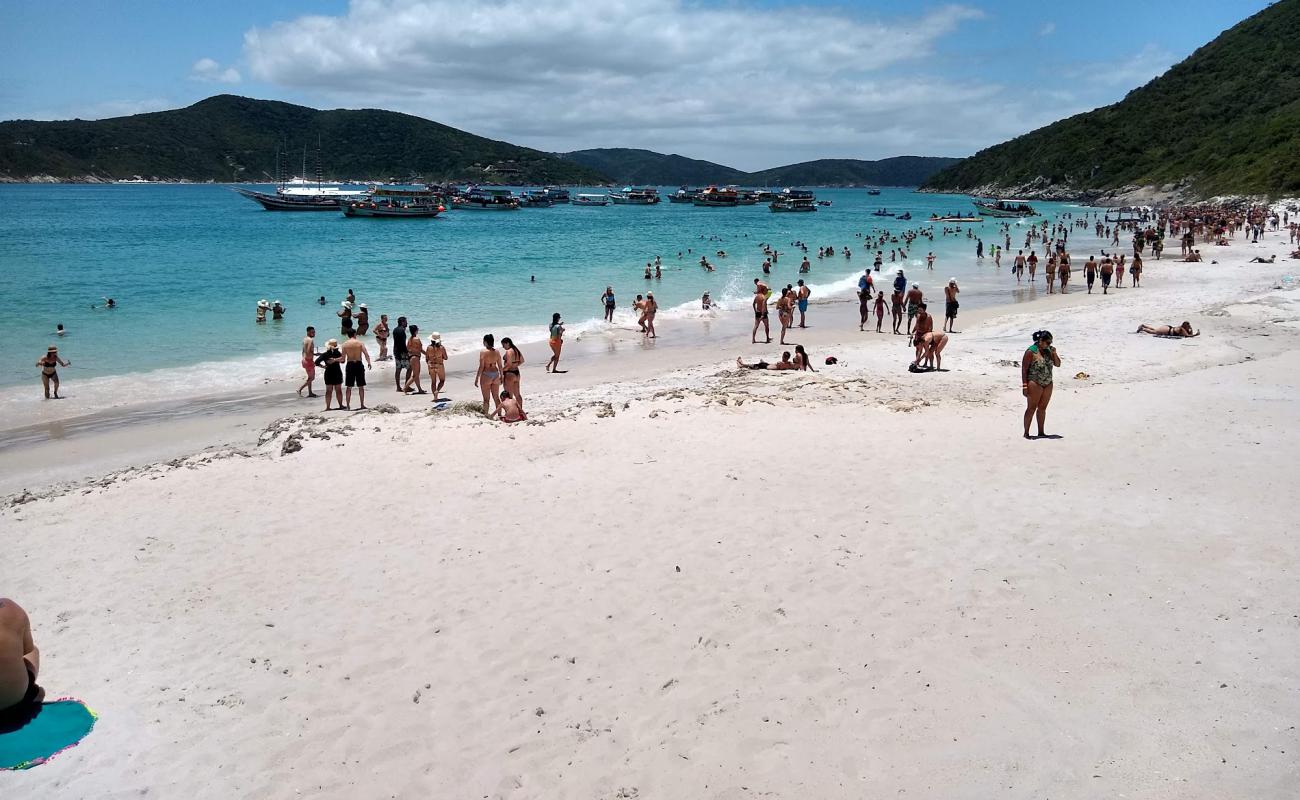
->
[
  {"left": 501, "top": 337, "right": 525, "bottom": 410},
  {"left": 1135, "top": 322, "right": 1199, "bottom": 337},
  {"left": 36, "top": 346, "right": 70, "bottom": 399}
]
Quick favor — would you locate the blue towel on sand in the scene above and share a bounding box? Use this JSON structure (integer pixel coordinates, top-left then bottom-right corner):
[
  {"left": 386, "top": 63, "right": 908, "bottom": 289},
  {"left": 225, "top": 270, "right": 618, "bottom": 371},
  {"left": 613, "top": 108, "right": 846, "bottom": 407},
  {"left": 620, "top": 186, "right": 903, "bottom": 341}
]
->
[{"left": 0, "top": 700, "right": 97, "bottom": 770}]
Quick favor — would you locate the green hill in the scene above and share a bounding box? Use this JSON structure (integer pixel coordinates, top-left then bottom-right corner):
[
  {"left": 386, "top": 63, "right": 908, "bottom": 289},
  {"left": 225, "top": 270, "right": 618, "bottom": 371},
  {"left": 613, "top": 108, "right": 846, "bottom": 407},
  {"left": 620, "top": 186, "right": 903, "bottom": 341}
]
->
[
  {"left": 560, "top": 149, "right": 957, "bottom": 187},
  {"left": 748, "top": 156, "right": 960, "bottom": 188},
  {"left": 0, "top": 95, "right": 609, "bottom": 184},
  {"left": 559, "top": 148, "right": 747, "bottom": 186},
  {"left": 922, "top": 0, "right": 1300, "bottom": 199}
]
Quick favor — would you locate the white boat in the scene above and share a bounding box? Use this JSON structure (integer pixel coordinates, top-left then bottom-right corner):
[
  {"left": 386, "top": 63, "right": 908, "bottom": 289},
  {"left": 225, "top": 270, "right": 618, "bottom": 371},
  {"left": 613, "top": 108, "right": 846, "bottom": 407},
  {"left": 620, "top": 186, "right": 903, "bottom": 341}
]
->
[
  {"left": 573, "top": 193, "right": 610, "bottom": 206},
  {"left": 609, "top": 187, "right": 661, "bottom": 204}
]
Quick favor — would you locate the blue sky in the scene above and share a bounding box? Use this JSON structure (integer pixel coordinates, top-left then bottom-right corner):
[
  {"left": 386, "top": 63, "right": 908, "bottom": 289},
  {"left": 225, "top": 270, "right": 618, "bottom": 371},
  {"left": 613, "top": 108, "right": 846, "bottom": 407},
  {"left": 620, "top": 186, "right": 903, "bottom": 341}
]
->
[{"left": 0, "top": 0, "right": 1274, "bottom": 169}]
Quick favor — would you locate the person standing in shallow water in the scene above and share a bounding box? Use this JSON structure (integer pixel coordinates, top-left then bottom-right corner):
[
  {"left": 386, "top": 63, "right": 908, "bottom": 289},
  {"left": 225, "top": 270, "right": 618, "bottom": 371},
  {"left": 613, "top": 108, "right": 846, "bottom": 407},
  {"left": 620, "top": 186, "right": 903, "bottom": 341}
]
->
[
  {"left": 601, "top": 286, "right": 616, "bottom": 323},
  {"left": 36, "top": 346, "right": 70, "bottom": 399},
  {"left": 373, "top": 314, "right": 390, "bottom": 361},
  {"left": 1021, "top": 330, "right": 1061, "bottom": 439}
]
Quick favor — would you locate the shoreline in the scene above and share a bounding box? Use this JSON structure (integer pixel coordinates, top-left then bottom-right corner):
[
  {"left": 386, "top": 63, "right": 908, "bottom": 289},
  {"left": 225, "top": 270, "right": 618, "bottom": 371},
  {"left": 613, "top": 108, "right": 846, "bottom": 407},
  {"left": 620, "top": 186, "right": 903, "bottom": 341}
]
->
[
  {"left": 3, "top": 227, "right": 1295, "bottom": 497},
  {"left": 0, "top": 222, "right": 1083, "bottom": 457}
]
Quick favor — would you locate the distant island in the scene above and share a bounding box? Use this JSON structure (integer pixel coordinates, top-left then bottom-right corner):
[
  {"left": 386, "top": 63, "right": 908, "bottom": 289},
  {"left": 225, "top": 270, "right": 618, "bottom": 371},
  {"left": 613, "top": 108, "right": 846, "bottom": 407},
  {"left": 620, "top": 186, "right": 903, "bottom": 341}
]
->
[
  {"left": 557, "top": 149, "right": 959, "bottom": 188},
  {"left": 922, "top": 0, "right": 1300, "bottom": 202},
  {"left": 0, "top": 95, "right": 958, "bottom": 187},
  {"left": 0, "top": 95, "right": 607, "bottom": 185}
]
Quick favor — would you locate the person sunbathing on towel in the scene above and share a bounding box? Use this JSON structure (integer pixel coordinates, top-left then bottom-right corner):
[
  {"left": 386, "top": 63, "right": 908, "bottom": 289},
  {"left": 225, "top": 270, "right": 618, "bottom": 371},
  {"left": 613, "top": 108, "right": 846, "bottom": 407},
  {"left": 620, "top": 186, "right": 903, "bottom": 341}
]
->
[
  {"left": 1135, "top": 321, "right": 1200, "bottom": 337},
  {"left": 1249, "top": 255, "right": 1276, "bottom": 263},
  {"left": 0, "top": 598, "right": 42, "bottom": 722}
]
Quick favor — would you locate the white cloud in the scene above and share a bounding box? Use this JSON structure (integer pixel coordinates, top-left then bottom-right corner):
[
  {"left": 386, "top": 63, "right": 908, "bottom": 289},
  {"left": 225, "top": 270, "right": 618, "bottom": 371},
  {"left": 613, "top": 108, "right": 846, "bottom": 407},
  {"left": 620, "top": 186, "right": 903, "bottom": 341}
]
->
[
  {"left": 241, "top": 0, "right": 999, "bottom": 168},
  {"left": 1065, "top": 43, "right": 1174, "bottom": 89},
  {"left": 1039, "top": 21, "right": 1056, "bottom": 36},
  {"left": 190, "top": 57, "right": 242, "bottom": 84}
]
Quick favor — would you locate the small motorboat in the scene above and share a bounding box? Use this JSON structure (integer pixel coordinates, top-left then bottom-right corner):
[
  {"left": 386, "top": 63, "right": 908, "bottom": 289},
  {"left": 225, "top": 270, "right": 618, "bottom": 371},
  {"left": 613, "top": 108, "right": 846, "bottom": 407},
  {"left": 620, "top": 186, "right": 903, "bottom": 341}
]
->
[{"left": 871, "top": 209, "right": 895, "bottom": 217}]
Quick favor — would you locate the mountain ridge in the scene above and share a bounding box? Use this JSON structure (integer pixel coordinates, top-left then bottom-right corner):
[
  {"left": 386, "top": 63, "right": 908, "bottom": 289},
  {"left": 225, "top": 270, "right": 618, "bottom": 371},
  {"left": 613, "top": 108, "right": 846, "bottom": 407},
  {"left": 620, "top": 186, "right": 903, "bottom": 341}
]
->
[
  {"left": 921, "top": 0, "right": 1300, "bottom": 200},
  {"left": 0, "top": 95, "right": 609, "bottom": 184},
  {"left": 559, "top": 148, "right": 959, "bottom": 187}
]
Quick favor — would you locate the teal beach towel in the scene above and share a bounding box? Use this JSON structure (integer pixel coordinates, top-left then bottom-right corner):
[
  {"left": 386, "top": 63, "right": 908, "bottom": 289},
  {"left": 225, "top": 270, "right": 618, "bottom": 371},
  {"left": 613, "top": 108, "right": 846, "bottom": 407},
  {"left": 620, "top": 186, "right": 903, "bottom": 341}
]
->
[{"left": 0, "top": 699, "right": 97, "bottom": 770}]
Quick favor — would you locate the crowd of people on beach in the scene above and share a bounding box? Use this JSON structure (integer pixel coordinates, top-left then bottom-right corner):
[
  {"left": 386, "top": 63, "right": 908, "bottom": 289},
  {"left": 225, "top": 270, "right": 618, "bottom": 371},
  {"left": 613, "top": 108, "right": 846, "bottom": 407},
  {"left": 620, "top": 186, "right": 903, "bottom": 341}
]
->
[{"left": 35, "top": 201, "right": 1293, "bottom": 436}]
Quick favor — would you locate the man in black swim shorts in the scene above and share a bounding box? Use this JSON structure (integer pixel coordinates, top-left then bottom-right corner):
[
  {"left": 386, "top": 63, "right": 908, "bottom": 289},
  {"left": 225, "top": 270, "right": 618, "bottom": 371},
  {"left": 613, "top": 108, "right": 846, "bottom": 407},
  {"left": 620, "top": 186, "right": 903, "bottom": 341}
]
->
[{"left": 341, "top": 329, "right": 372, "bottom": 410}]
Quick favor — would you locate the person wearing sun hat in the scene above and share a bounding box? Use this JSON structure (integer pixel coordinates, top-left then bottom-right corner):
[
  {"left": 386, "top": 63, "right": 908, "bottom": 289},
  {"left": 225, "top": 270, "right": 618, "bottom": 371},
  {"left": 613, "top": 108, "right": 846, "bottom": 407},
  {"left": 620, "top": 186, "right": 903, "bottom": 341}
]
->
[
  {"left": 424, "top": 332, "right": 448, "bottom": 401},
  {"left": 36, "top": 345, "right": 70, "bottom": 399},
  {"left": 338, "top": 300, "right": 354, "bottom": 336},
  {"left": 256, "top": 299, "right": 270, "bottom": 323},
  {"left": 271, "top": 300, "right": 285, "bottom": 321},
  {"left": 355, "top": 303, "right": 370, "bottom": 336}
]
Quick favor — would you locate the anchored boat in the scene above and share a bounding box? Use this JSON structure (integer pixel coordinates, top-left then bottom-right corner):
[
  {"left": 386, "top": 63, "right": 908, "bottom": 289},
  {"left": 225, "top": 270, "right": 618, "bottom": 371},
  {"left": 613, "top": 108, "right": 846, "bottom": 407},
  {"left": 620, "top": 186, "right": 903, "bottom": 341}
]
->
[
  {"left": 236, "top": 145, "right": 367, "bottom": 211},
  {"left": 693, "top": 186, "right": 739, "bottom": 207},
  {"left": 573, "top": 193, "right": 610, "bottom": 206},
  {"left": 519, "top": 190, "right": 555, "bottom": 208},
  {"left": 452, "top": 187, "right": 520, "bottom": 210},
  {"left": 769, "top": 189, "right": 817, "bottom": 213},
  {"left": 973, "top": 199, "right": 1037, "bottom": 218},
  {"left": 343, "top": 187, "right": 444, "bottom": 218},
  {"left": 609, "top": 187, "right": 661, "bottom": 204}
]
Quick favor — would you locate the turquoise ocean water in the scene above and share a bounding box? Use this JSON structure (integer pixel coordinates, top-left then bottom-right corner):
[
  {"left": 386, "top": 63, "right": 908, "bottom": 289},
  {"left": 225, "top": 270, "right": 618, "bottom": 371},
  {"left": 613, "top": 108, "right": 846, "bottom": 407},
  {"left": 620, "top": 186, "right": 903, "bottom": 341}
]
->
[{"left": 0, "top": 184, "right": 1101, "bottom": 405}]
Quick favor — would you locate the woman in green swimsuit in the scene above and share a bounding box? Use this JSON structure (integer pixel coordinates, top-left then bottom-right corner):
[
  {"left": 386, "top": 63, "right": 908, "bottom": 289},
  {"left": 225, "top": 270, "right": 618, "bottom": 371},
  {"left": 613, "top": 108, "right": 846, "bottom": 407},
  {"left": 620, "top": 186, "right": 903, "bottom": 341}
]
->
[{"left": 1021, "top": 330, "right": 1061, "bottom": 439}]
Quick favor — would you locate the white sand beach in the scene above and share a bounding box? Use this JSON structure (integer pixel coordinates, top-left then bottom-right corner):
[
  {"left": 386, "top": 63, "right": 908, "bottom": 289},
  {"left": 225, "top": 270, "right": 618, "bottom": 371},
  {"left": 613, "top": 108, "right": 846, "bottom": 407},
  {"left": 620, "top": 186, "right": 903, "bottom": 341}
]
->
[{"left": 5, "top": 233, "right": 1300, "bottom": 798}]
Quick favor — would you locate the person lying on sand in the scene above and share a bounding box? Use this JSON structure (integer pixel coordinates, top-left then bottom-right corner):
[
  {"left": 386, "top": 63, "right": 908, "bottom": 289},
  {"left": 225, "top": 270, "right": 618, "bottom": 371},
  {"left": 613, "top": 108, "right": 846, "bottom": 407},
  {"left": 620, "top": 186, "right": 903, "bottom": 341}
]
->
[
  {"left": 737, "top": 352, "right": 797, "bottom": 371},
  {"left": 1136, "top": 322, "right": 1199, "bottom": 337},
  {"left": 1249, "top": 255, "right": 1276, "bottom": 263},
  {"left": 1182, "top": 250, "right": 1203, "bottom": 262},
  {"left": 0, "top": 598, "right": 42, "bottom": 723}
]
